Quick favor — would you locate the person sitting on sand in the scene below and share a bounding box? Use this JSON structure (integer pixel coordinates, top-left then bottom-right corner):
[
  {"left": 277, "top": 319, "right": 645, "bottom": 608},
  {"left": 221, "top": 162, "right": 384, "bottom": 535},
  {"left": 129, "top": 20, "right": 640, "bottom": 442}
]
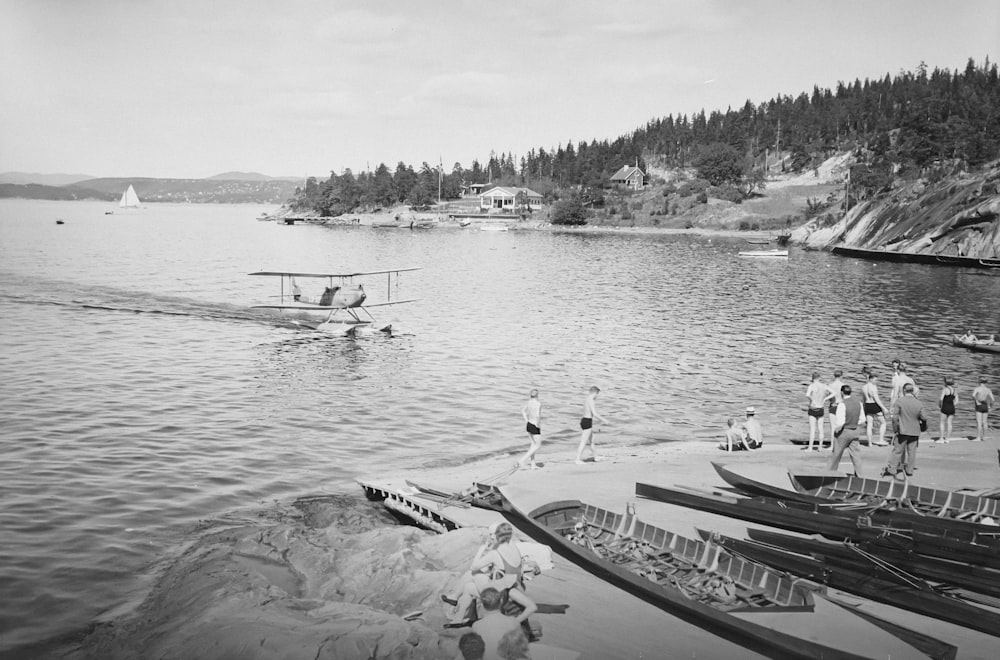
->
[
  {"left": 742, "top": 406, "right": 763, "bottom": 449},
  {"left": 719, "top": 418, "right": 750, "bottom": 452},
  {"left": 444, "top": 523, "right": 537, "bottom": 626}
]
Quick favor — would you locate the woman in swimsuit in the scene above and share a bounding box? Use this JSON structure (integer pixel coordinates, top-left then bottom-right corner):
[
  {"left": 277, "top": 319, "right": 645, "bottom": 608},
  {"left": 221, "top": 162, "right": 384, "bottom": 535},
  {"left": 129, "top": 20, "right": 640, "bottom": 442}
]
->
[
  {"left": 862, "top": 373, "right": 888, "bottom": 446},
  {"left": 444, "top": 522, "right": 536, "bottom": 625},
  {"left": 937, "top": 376, "right": 957, "bottom": 443}
]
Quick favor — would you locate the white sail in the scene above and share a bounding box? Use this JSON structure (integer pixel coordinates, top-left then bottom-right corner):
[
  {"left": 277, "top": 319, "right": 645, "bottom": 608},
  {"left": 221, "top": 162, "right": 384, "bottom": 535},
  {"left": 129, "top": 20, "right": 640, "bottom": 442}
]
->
[{"left": 119, "top": 184, "right": 141, "bottom": 208}]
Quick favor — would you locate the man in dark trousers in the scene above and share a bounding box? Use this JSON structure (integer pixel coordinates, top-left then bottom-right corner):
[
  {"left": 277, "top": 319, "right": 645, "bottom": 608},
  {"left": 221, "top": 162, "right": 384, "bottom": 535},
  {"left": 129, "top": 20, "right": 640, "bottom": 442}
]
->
[
  {"left": 884, "top": 383, "right": 926, "bottom": 478},
  {"left": 828, "top": 385, "right": 866, "bottom": 476}
]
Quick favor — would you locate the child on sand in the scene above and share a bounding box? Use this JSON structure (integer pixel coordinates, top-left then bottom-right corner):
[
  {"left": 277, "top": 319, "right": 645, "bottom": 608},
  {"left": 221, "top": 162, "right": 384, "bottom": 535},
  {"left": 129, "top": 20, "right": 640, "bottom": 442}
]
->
[{"left": 719, "top": 418, "right": 750, "bottom": 452}]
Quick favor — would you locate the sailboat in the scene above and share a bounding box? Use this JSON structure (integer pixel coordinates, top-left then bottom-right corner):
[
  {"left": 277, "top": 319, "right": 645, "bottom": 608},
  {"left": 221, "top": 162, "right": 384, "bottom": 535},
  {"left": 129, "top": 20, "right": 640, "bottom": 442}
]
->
[{"left": 119, "top": 184, "right": 141, "bottom": 209}]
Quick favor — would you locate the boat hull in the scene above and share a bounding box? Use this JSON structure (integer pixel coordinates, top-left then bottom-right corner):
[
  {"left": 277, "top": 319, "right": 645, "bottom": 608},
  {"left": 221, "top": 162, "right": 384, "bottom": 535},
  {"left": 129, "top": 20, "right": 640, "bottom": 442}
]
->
[
  {"left": 787, "top": 471, "right": 1000, "bottom": 522},
  {"left": 501, "top": 495, "right": 937, "bottom": 660},
  {"left": 705, "top": 531, "right": 1000, "bottom": 638},
  {"left": 951, "top": 336, "right": 1000, "bottom": 353},
  {"left": 635, "top": 483, "right": 1000, "bottom": 568}
]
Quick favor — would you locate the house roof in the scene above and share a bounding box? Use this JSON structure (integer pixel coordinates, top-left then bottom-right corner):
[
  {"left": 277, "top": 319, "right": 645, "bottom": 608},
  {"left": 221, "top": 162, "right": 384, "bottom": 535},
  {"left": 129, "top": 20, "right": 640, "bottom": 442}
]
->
[
  {"left": 479, "top": 186, "right": 542, "bottom": 198},
  {"left": 610, "top": 165, "right": 644, "bottom": 181}
]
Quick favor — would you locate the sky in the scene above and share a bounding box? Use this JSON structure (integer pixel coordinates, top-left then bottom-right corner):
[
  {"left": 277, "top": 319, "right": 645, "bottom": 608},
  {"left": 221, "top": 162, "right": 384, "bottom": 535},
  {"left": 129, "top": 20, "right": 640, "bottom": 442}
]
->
[{"left": 1, "top": 0, "right": 997, "bottom": 179}]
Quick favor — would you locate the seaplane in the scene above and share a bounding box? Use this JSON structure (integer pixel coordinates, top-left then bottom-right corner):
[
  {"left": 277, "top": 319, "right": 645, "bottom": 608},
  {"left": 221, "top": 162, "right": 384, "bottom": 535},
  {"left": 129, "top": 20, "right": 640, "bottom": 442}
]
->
[{"left": 249, "top": 267, "right": 420, "bottom": 336}]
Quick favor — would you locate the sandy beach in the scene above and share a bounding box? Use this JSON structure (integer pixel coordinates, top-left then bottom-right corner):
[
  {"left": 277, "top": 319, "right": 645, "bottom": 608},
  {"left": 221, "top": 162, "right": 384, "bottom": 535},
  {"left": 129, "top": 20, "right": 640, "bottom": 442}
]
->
[{"left": 72, "top": 432, "right": 1000, "bottom": 660}]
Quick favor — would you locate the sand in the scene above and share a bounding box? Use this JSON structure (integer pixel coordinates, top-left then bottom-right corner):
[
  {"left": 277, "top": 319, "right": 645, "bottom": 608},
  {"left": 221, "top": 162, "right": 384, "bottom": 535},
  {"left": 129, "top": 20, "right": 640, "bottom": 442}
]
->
[{"left": 71, "top": 432, "right": 1000, "bottom": 660}]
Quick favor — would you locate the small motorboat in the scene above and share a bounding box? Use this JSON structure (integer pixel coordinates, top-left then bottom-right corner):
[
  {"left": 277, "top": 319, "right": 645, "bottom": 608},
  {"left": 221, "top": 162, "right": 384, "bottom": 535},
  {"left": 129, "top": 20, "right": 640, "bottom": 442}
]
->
[{"left": 738, "top": 249, "right": 788, "bottom": 258}]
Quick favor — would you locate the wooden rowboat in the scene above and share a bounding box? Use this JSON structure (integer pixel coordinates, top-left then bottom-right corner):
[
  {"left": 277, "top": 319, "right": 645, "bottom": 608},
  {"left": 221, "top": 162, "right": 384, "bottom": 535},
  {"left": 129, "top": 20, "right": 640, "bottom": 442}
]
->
[
  {"left": 499, "top": 495, "right": 946, "bottom": 659},
  {"left": 951, "top": 335, "right": 1000, "bottom": 353},
  {"left": 745, "top": 527, "right": 1000, "bottom": 599},
  {"left": 788, "top": 471, "right": 1000, "bottom": 523},
  {"left": 702, "top": 529, "right": 1000, "bottom": 638},
  {"left": 712, "top": 462, "right": 831, "bottom": 504},
  {"left": 634, "top": 483, "right": 1000, "bottom": 568}
]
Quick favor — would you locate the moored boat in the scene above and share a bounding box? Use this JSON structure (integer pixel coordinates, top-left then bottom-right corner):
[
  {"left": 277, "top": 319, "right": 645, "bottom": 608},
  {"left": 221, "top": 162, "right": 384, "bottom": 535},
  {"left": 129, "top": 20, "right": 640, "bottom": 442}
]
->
[
  {"left": 634, "top": 482, "right": 1000, "bottom": 568},
  {"left": 745, "top": 527, "right": 1000, "bottom": 599},
  {"left": 788, "top": 470, "right": 1000, "bottom": 523},
  {"left": 500, "top": 495, "right": 944, "bottom": 659},
  {"left": 702, "top": 529, "right": 1000, "bottom": 638},
  {"left": 712, "top": 462, "right": 830, "bottom": 504},
  {"left": 738, "top": 249, "right": 788, "bottom": 258}
]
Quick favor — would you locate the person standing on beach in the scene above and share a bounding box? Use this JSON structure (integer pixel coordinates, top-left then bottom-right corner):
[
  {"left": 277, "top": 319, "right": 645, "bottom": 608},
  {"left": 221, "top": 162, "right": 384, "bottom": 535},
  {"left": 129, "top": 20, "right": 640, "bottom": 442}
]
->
[
  {"left": 937, "top": 376, "right": 958, "bottom": 443},
  {"left": 805, "top": 373, "right": 829, "bottom": 451},
  {"left": 828, "top": 384, "right": 866, "bottom": 476},
  {"left": 576, "top": 386, "right": 607, "bottom": 464},
  {"left": 884, "top": 383, "right": 926, "bottom": 478},
  {"left": 973, "top": 376, "right": 996, "bottom": 442},
  {"left": 862, "top": 372, "right": 889, "bottom": 447},
  {"left": 517, "top": 390, "right": 542, "bottom": 469},
  {"left": 826, "top": 370, "right": 845, "bottom": 442}
]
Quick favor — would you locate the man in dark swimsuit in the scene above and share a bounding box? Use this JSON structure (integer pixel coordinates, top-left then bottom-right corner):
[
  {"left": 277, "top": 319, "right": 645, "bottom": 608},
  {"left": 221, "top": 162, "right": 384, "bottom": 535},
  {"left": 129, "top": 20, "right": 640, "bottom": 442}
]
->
[
  {"left": 518, "top": 390, "right": 542, "bottom": 469},
  {"left": 576, "top": 386, "right": 607, "bottom": 464}
]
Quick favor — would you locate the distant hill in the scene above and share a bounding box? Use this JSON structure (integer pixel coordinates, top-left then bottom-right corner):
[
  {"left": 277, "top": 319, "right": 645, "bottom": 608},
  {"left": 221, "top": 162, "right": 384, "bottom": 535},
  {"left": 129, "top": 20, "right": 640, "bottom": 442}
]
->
[
  {"left": 73, "top": 177, "right": 299, "bottom": 203},
  {"left": 0, "top": 172, "right": 95, "bottom": 186},
  {"left": 205, "top": 171, "right": 301, "bottom": 182},
  {"left": 0, "top": 176, "right": 300, "bottom": 204}
]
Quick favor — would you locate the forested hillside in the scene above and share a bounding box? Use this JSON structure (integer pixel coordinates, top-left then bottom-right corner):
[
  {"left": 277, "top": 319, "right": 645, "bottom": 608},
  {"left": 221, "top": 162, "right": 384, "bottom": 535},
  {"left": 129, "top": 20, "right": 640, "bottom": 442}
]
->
[{"left": 292, "top": 58, "right": 1000, "bottom": 218}]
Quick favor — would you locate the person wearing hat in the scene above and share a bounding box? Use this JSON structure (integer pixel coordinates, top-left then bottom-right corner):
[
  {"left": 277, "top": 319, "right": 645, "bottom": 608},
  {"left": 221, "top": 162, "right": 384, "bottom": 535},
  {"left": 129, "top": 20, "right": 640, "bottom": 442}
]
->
[{"left": 743, "top": 406, "right": 763, "bottom": 449}]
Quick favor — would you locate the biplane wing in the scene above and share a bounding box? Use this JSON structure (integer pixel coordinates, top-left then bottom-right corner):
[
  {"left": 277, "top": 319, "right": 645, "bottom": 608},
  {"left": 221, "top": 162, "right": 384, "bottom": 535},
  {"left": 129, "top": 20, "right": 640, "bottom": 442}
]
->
[
  {"left": 251, "top": 300, "right": 418, "bottom": 310},
  {"left": 249, "top": 267, "right": 421, "bottom": 278}
]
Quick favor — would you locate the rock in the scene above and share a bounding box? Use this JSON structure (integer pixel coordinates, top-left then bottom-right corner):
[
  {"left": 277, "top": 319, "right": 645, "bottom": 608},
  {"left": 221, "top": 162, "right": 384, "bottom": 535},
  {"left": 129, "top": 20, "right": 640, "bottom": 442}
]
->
[{"left": 72, "top": 497, "right": 486, "bottom": 660}]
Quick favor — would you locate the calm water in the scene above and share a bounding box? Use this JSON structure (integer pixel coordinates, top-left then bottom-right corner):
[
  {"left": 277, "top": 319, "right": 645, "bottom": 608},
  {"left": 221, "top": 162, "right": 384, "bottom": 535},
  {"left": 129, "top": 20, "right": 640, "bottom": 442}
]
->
[{"left": 1, "top": 199, "right": 998, "bottom": 654}]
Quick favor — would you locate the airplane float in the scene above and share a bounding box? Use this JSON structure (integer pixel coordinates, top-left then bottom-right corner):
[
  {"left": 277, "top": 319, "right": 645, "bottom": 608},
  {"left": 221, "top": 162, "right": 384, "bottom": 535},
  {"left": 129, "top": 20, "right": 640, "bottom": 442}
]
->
[{"left": 250, "top": 267, "right": 420, "bottom": 336}]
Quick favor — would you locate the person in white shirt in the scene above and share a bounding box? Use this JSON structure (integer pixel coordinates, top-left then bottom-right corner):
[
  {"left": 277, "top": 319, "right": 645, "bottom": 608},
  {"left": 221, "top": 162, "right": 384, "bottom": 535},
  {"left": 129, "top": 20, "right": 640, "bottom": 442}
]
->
[{"left": 827, "top": 384, "right": 867, "bottom": 476}]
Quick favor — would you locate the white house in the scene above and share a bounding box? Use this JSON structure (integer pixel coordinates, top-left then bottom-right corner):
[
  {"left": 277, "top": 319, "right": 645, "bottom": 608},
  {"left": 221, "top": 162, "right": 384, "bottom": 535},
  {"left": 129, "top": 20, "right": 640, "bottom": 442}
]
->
[
  {"left": 610, "top": 165, "right": 645, "bottom": 190},
  {"left": 478, "top": 186, "right": 543, "bottom": 212}
]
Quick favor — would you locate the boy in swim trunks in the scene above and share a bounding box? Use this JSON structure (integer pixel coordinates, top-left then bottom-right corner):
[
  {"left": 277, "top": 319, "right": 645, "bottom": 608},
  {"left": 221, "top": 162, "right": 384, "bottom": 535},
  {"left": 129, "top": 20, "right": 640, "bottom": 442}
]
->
[
  {"left": 805, "top": 372, "right": 829, "bottom": 451},
  {"left": 576, "top": 386, "right": 607, "bottom": 464},
  {"left": 973, "top": 376, "right": 995, "bottom": 442},
  {"left": 518, "top": 389, "right": 542, "bottom": 469},
  {"left": 862, "top": 372, "right": 889, "bottom": 446}
]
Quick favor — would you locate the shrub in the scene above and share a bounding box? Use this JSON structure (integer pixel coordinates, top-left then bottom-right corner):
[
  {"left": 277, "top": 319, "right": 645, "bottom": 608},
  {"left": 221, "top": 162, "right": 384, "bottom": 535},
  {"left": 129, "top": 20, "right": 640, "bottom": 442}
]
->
[
  {"left": 678, "top": 179, "right": 709, "bottom": 197},
  {"left": 696, "top": 191, "right": 708, "bottom": 204},
  {"left": 707, "top": 185, "right": 743, "bottom": 204},
  {"left": 550, "top": 197, "right": 589, "bottom": 225}
]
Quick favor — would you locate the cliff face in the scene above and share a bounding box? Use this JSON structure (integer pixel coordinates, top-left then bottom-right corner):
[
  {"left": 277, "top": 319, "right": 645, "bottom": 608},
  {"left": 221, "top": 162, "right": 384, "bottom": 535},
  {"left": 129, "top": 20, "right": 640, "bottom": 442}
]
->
[{"left": 794, "top": 164, "right": 1000, "bottom": 259}]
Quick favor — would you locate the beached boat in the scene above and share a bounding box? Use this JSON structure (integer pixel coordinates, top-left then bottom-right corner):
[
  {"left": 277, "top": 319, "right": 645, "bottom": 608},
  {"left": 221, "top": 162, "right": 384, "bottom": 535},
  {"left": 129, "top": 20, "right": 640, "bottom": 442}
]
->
[
  {"left": 744, "top": 527, "right": 1000, "bottom": 599},
  {"left": 119, "top": 184, "right": 141, "bottom": 209},
  {"left": 634, "top": 483, "right": 1000, "bottom": 568},
  {"left": 951, "top": 335, "right": 1000, "bottom": 354},
  {"left": 702, "top": 529, "right": 1000, "bottom": 638},
  {"left": 738, "top": 249, "right": 788, "bottom": 258},
  {"left": 500, "top": 496, "right": 946, "bottom": 659},
  {"left": 788, "top": 471, "right": 1000, "bottom": 523},
  {"left": 745, "top": 238, "right": 771, "bottom": 245},
  {"left": 480, "top": 223, "right": 509, "bottom": 232},
  {"left": 712, "top": 462, "right": 831, "bottom": 504}
]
